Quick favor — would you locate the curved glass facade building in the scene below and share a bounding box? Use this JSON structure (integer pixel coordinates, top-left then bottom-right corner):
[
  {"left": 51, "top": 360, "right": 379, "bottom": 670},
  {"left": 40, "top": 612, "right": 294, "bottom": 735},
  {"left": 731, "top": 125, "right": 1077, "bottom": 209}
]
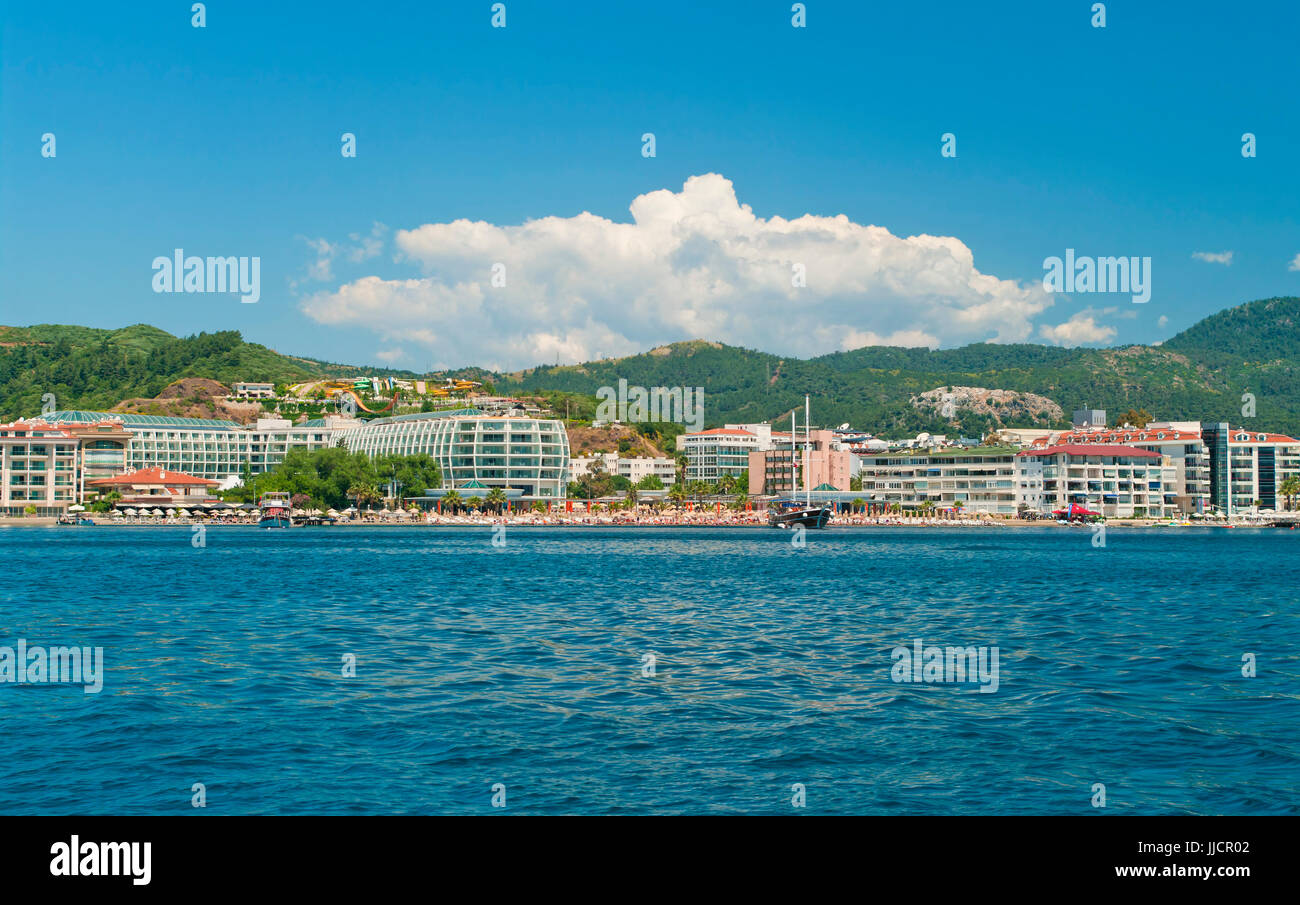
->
[{"left": 334, "top": 409, "right": 570, "bottom": 499}]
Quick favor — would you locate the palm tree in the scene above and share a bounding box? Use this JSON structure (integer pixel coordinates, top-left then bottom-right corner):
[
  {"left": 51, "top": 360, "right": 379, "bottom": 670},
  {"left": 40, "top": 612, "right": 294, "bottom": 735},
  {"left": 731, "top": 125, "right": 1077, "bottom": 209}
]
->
[
  {"left": 358, "top": 485, "right": 381, "bottom": 512},
  {"left": 346, "top": 482, "right": 363, "bottom": 507},
  {"left": 851, "top": 497, "right": 865, "bottom": 514},
  {"left": 674, "top": 453, "right": 689, "bottom": 484},
  {"left": 441, "top": 490, "right": 463, "bottom": 514},
  {"left": 484, "top": 487, "right": 508, "bottom": 514},
  {"left": 717, "top": 473, "right": 737, "bottom": 495},
  {"left": 668, "top": 483, "right": 687, "bottom": 508},
  {"left": 688, "top": 481, "right": 708, "bottom": 506},
  {"left": 1281, "top": 476, "right": 1300, "bottom": 511}
]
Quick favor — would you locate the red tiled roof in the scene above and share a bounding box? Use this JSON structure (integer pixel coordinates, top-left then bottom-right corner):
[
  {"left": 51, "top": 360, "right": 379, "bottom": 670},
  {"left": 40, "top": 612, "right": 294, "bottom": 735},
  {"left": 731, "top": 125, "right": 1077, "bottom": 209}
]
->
[
  {"left": 0, "top": 419, "right": 76, "bottom": 437},
  {"left": 1226, "top": 430, "right": 1299, "bottom": 444},
  {"left": 89, "top": 467, "right": 218, "bottom": 487},
  {"left": 688, "top": 428, "right": 755, "bottom": 437},
  {"left": 1030, "top": 427, "right": 1201, "bottom": 447},
  {"left": 1019, "top": 444, "right": 1160, "bottom": 458}
]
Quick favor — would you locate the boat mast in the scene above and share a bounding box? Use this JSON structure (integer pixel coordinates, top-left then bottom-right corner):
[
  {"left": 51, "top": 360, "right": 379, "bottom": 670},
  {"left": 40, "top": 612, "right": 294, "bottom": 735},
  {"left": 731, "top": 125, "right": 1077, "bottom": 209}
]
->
[
  {"left": 805, "top": 394, "right": 811, "bottom": 505},
  {"left": 790, "top": 409, "right": 798, "bottom": 499}
]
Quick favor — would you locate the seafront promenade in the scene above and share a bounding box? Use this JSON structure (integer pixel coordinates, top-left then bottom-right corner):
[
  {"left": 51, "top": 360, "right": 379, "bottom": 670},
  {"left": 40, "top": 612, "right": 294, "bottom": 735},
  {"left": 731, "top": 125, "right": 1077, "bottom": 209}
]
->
[{"left": 5, "top": 513, "right": 1286, "bottom": 528}]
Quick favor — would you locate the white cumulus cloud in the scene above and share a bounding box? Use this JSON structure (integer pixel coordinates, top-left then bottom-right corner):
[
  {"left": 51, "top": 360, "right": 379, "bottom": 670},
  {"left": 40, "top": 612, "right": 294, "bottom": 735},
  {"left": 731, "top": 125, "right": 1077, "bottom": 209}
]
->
[
  {"left": 1289, "top": 253, "right": 1300, "bottom": 272},
  {"left": 1038, "top": 310, "right": 1117, "bottom": 346},
  {"left": 1191, "top": 250, "right": 1234, "bottom": 265},
  {"left": 300, "top": 174, "right": 1054, "bottom": 370}
]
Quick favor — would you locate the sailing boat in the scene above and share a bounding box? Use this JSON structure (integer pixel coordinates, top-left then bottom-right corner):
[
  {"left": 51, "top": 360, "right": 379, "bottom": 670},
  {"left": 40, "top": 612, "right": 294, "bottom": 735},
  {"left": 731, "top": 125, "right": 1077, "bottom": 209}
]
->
[{"left": 768, "top": 395, "right": 834, "bottom": 529}]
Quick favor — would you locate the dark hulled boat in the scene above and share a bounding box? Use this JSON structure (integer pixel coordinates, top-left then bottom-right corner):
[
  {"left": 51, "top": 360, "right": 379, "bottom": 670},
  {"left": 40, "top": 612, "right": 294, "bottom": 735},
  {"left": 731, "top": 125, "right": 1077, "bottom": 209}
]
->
[{"left": 768, "top": 500, "right": 832, "bottom": 529}]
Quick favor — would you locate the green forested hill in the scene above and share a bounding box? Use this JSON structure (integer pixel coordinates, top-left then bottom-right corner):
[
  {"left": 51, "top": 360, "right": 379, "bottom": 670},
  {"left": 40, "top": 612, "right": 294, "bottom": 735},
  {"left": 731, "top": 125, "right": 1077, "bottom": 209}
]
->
[
  {"left": 0, "top": 325, "right": 326, "bottom": 419},
  {"left": 5, "top": 297, "right": 1300, "bottom": 435},
  {"left": 0, "top": 325, "right": 427, "bottom": 420},
  {"left": 479, "top": 297, "right": 1300, "bottom": 436}
]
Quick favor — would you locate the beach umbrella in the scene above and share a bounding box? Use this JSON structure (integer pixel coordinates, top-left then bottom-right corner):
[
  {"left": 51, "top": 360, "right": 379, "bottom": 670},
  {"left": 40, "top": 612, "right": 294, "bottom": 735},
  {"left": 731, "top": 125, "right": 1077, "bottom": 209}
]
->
[
  {"left": 109, "top": 509, "right": 124, "bottom": 518},
  {"left": 326, "top": 509, "right": 340, "bottom": 517},
  {"left": 150, "top": 508, "right": 164, "bottom": 517},
  {"left": 123, "top": 508, "right": 138, "bottom": 515}
]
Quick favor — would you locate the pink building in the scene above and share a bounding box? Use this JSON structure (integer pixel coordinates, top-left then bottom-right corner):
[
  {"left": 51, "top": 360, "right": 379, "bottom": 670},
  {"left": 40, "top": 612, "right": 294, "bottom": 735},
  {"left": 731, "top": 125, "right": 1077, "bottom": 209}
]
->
[{"left": 749, "top": 430, "right": 851, "bottom": 495}]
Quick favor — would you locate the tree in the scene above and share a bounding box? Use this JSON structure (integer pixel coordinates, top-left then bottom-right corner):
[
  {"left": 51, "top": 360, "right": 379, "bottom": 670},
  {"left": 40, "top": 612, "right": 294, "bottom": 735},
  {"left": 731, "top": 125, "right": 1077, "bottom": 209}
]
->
[
  {"left": 1281, "top": 476, "right": 1300, "bottom": 511},
  {"left": 441, "top": 490, "right": 463, "bottom": 514},
  {"left": 851, "top": 497, "right": 865, "bottom": 514},
  {"left": 484, "top": 487, "right": 508, "bottom": 514},
  {"left": 90, "top": 489, "right": 122, "bottom": 514},
  {"left": 635, "top": 474, "right": 664, "bottom": 491},
  {"left": 1116, "top": 408, "right": 1153, "bottom": 428},
  {"left": 668, "top": 483, "right": 687, "bottom": 507}
]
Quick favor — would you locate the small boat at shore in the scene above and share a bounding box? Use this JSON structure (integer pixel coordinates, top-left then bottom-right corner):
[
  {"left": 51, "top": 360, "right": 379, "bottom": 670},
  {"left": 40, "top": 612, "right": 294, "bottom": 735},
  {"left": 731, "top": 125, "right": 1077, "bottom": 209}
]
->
[
  {"left": 769, "top": 394, "right": 833, "bottom": 529},
  {"left": 258, "top": 492, "right": 292, "bottom": 528}
]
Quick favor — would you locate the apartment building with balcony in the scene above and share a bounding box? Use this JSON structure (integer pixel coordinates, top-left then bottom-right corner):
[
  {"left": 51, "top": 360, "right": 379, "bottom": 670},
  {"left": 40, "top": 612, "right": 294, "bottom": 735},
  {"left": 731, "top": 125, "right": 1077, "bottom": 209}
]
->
[
  {"left": 1028, "top": 422, "right": 1210, "bottom": 513},
  {"left": 677, "top": 427, "right": 770, "bottom": 483},
  {"left": 749, "top": 429, "right": 852, "bottom": 495},
  {"left": 1201, "top": 423, "right": 1300, "bottom": 515},
  {"left": 0, "top": 418, "right": 133, "bottom": 517},
  {"left": 1017, "top": 444, "right": 1177, "bottom": 518},
  {"left": 570, "top": 452, "right": 676, "bottom": 485},
  {"left": 856, "top": 447, "right": 1021, "bottom": 514}
]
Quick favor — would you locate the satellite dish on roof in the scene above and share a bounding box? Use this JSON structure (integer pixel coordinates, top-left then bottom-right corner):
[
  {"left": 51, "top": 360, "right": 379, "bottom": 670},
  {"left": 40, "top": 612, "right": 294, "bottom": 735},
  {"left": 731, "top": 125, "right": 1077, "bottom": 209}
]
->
[{"left": 838, "top": 423, "right": 850, "bottom": 431}]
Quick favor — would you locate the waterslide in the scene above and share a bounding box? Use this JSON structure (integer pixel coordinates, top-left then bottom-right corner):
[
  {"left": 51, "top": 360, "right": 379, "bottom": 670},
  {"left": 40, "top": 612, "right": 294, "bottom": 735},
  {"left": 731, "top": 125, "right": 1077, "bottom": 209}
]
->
[{"left": 338, "top": 389, "right": 400, "bottom": 414}]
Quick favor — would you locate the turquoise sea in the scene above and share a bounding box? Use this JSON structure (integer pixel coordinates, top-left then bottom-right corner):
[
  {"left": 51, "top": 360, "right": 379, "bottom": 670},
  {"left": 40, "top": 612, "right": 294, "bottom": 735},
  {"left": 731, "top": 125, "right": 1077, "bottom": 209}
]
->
[{"left": 0, "top": 526, "right": 1296, "bottom": 815}]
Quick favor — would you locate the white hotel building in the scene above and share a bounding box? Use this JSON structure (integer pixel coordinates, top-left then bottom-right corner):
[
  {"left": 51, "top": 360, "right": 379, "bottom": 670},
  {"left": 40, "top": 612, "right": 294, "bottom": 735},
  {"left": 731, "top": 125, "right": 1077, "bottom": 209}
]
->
[
  {"left": 38, "top": 411, "right": 347, "bottom": 481},
  {"left": 333, "top": 409, "right": 570, "bottom": 500},
  {"left": 677, "top": 424, "right": 773, "bottom": 483},
  {"left": 570, "top": 452, "right": 676, "bottom": 485},
  {"left": 18, "top": 408, "right": 573, "bottom": 502}
]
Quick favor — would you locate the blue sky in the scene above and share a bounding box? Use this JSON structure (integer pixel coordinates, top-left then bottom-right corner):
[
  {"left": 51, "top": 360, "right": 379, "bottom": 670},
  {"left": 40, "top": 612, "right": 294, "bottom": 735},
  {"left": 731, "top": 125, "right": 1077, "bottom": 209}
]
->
[{"left": 3, "top": 0, "right": 1298, "bottom": 371}]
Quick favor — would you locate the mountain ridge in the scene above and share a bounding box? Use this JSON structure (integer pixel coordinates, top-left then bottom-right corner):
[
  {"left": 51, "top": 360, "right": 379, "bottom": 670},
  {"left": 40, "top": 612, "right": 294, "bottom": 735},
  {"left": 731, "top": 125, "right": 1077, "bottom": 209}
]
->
[{"left": 3, "top": 296, "right": 1299, "bottom": 435}]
